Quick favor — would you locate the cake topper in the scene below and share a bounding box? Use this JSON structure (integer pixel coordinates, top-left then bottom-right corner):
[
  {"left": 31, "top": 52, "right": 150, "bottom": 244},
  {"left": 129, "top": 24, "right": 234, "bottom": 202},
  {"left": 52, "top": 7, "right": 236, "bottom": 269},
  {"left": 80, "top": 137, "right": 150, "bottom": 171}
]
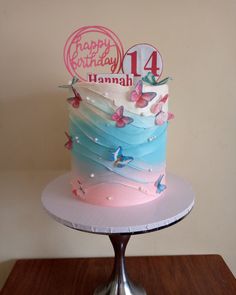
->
[
  {"left": 87, "top": 73, "right": 133, "bottom": 86},
  {"left": 64, "top": 26, "right": 124, "bottom": 81},
  {"left": 63, "top": 26, "right": 166, "bottom": 85},
  {"left": 122, "top": 43, "right": 163, "bottom": 80}
]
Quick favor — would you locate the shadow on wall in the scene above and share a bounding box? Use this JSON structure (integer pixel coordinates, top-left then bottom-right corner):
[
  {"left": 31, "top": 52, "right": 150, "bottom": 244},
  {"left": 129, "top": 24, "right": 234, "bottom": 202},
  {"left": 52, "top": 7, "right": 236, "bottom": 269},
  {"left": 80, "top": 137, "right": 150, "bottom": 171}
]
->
[{"left": 0, "top": 92, "right": 70, "bottom": 170}]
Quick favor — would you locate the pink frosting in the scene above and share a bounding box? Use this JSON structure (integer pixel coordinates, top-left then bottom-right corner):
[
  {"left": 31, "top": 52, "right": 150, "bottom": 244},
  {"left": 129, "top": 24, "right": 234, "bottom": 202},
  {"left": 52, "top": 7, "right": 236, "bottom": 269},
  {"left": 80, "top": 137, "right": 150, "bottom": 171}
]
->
[{"left": 71, "top": 176, "right": 166, "bottom": 207}]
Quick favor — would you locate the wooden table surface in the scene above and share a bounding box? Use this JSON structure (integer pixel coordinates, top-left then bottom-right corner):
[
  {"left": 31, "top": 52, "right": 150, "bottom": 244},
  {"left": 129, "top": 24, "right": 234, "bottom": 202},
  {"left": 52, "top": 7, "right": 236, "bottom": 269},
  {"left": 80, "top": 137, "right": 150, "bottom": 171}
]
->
[{"left": 1, "top": 255, "right": 236, "bottom": 295}]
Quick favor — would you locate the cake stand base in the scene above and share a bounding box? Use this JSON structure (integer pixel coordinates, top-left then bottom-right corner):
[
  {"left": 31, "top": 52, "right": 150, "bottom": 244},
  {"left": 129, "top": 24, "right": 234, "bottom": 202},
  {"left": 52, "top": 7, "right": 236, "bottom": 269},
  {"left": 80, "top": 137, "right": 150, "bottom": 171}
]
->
[
  {"left": 94, "top": 234, "right": 146, "bottom": 295},
  {"left": 42, "top": 173, "right": 195, "bottom": 294}
]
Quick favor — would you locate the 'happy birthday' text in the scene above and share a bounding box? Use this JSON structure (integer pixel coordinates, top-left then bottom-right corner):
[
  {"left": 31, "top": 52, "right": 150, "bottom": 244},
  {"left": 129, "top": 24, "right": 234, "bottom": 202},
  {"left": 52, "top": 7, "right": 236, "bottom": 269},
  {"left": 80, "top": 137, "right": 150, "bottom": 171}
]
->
[{"left": 70, "top": 37, "right": 117, "bottom": 72}]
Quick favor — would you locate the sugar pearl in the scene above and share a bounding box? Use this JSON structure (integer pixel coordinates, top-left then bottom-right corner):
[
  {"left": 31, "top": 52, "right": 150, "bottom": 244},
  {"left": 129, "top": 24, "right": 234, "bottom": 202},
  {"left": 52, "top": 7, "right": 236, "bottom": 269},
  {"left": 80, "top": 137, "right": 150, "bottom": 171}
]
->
[
  {"left": 106, "top": 196, "right": 113, "bottom": 200},
  {"left": 148, "top": 136, "right": 156, "bottom": 142},
  {"left": 90, "top": 173, "right": 95, "bottom": 178}
]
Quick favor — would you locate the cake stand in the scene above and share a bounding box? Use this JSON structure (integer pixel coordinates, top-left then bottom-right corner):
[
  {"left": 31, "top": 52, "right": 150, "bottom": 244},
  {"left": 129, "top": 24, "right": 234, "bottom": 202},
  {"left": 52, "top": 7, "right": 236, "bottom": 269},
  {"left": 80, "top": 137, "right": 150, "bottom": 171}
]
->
[{"left": 42, "top": 173, "right": 194, "bottom": 295}]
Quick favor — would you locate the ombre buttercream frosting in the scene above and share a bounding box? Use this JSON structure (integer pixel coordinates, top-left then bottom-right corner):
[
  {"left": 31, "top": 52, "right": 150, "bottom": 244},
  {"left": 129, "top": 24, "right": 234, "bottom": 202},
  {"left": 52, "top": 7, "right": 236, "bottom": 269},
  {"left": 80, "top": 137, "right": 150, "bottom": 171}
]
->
[{"left": 67, "top": 80, "right": 171, "bottom": 207}]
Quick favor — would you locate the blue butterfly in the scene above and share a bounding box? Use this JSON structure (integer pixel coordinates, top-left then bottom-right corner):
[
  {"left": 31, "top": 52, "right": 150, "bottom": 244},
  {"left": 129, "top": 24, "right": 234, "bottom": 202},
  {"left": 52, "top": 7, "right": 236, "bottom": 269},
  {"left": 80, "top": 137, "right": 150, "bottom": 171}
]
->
[
  {"left": 142, "top": 72, "right": 172, "bottom": 86},
  {"left": 154, "top": 174, "right": 167, "bottom": 194},
  {"left": 59, "top": 76, "right": 79, "bottom": 88},
  {"left": 112, "top": 146, "right": 134, "bottom": 168}
]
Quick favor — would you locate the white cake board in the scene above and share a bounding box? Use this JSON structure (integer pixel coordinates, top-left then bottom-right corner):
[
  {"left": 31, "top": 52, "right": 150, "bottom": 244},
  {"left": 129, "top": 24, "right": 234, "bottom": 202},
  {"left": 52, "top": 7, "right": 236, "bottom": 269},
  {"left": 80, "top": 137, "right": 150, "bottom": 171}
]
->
[{"left": 41, "top": 173, "right": 194, "bottom": 234}]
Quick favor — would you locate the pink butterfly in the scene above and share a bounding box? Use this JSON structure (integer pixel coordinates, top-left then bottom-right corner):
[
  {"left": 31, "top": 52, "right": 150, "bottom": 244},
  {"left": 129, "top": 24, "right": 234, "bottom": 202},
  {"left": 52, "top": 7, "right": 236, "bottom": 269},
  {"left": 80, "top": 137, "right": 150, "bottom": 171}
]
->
[
  {"left": 64, "top": 132, "right": 73, "bottom": 150},
  {"left": 150, "top": 94, "right": 168, "bottom": 114},
  {"left": 111, "top": 106, "right": 134, "bottom": 128},
  {"left": 67, "top": 87, "right": 82, "bottom": 108},
  {"left": 154, "top": 112, "right": 174, "bottom": 125},
  {"left": 71, "top": 179, "right": 85, "bottom": 198},
  {"left": 150, "top": 94, "right": 174, "bottom": 125},
  {"left": 72, "top": 188, "right": 78, "bottom": 198},
  {"left": 130, "top": 80, "right": 156, "bottom": 108}
]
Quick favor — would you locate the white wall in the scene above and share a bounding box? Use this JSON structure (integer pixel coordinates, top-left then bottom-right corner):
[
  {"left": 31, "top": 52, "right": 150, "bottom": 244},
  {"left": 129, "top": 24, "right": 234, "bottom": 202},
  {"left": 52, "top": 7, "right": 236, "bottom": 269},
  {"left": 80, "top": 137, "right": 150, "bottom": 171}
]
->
[{"left": 1, "top": 0, "right": 236, "bottom": 288}]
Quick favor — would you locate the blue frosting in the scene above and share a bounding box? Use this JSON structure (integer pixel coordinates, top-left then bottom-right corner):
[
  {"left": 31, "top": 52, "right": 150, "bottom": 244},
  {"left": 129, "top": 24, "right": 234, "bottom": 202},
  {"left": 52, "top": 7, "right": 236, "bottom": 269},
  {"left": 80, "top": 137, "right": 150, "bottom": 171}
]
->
[{"left": 69, "top": 100, "right": 167, "bottom": 182}]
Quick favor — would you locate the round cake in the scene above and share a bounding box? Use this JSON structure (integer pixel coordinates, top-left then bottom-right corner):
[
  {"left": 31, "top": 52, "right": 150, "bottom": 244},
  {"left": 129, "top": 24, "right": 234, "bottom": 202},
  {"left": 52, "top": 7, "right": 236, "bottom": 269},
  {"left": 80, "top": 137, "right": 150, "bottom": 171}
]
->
[{"left": 65, "top": 77, "right": 173, "bottom": 207}]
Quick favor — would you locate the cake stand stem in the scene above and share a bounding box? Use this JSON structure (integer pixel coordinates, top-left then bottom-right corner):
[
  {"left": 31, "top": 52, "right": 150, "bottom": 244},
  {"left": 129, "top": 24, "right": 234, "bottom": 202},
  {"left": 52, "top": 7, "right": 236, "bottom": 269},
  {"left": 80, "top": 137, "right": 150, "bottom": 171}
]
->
[{"left": 94, "top": 234, "right": 147, "bottom": 295}]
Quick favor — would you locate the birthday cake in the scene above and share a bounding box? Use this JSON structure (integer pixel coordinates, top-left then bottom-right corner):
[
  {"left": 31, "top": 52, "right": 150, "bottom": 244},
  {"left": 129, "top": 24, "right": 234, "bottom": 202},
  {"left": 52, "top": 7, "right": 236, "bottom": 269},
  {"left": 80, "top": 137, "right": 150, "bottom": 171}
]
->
[{"left": 62, "top": 26, "right": 174, "bottom": 207}]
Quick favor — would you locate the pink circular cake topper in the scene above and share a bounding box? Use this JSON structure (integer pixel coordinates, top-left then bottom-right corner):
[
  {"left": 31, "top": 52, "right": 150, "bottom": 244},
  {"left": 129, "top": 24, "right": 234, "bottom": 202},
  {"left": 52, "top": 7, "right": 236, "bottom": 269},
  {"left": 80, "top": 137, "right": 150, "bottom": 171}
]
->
[
  {"left": 64, "top": 26, "right": 124, "bottom": 81},
  {"left": 122, "top": 43, "right": 163, "bottom": 80}
]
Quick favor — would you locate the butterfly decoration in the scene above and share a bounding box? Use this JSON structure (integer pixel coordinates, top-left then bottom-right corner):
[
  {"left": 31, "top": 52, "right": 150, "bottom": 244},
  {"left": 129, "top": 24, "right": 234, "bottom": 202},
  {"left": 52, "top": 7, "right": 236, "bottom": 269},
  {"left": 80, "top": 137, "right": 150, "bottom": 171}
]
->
[
  {"left": 150, "top": 94, "right": 168, "bottom": 113},
  {"left": 64, "top": 131, "right": 73, "bottom": 150},
  {"left": 154, "top": 112, "right": 174, "bottom": 125},
  {"left": 154, "top": 174, "right": 167, "bottom": 194},
  {"left": 59, "top": 76, "right": 79, "bottom": 88},
  {"left": 71, "top": 179, "right": 85, "bottom": 198},
  {"left": 130, "top": 80, "right": 156, "bottom": 108},
  {"left": 142, "top": 72, "right": 172, "bottom": 86},
  {"left": 112, "top": 146, "right": 134, "bottom": 168},
  {"left": 59, "top": 76, "right": 82, "bottom": 108},
  {"left": 111, "top": 106, "right": 134, "bottom": 128},
  {"left": 67, "top": 87, "right": 82, "bottom": 108},
  {"left": 150, "top": 94, "right": 174, "bottom": 125},
  {"left": 77, "top": 179, "right": 85, "bottom": 194}
]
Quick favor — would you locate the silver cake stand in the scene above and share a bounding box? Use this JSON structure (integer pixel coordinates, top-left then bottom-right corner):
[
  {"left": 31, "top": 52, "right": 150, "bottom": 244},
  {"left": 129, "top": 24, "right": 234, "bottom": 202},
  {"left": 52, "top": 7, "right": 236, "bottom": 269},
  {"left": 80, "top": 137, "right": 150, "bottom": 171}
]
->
[{"left": 42, "top": 173, "right": 194, "bottom": 295}]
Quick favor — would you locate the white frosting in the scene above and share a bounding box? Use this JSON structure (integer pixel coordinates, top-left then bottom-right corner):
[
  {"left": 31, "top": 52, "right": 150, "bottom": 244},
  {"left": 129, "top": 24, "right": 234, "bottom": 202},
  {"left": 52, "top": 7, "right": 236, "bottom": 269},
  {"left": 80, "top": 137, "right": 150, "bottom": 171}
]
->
[{"left": 74, "top": 81, "right": 168, "bottom": 117}]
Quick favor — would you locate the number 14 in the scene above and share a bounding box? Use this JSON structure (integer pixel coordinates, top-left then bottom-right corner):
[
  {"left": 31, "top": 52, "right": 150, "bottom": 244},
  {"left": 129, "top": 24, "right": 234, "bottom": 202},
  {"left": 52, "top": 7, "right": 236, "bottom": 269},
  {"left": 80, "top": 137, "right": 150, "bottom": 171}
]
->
[{"left": 127, "top": 50, "right": 160, "bottom": 77}]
